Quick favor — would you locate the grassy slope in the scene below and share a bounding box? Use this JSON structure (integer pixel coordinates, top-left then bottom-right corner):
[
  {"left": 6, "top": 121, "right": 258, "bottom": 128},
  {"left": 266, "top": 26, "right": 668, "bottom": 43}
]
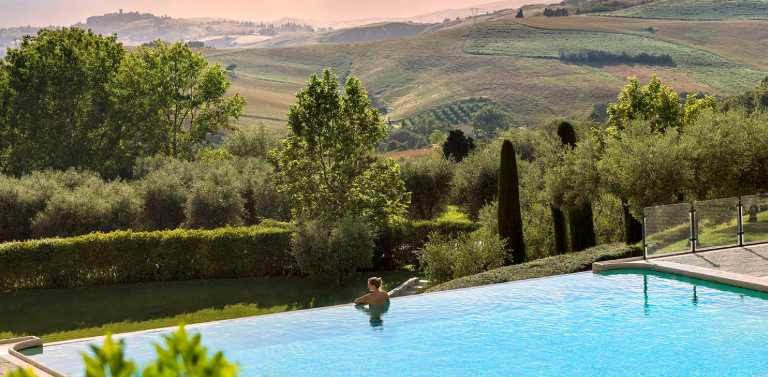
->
[
  {"left": 426, "top": 243, "right": 641, "bottom": 292},
  {"left": 0, "top": 270, "right": 414, "bottom": 342},
  {"left": 598, "top": 0, "right": 768, "bottom": 20},
  {"left": 207, "top": 16, "right": 767, "bottom": 131}
]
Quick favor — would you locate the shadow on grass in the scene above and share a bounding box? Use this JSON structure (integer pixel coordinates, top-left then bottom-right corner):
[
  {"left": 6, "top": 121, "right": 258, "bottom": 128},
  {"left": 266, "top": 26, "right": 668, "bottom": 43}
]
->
[{"left": 0, "top": 269, "right": 415, "bottom": 342}]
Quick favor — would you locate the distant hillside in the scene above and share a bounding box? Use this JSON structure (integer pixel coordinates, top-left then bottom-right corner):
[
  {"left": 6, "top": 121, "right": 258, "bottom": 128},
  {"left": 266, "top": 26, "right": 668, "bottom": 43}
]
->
[
  {"left": 597, "top": 0, "right": 768, "bottom": 20},
  {"left": 204, "top": 16, "right": 767, "bottom": 130}
]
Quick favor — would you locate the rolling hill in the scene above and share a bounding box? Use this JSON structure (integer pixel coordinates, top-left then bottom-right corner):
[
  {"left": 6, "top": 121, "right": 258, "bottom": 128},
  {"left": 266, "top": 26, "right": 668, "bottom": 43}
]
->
[{"left": 206, "top": 14, "right": 768, "bottom": 130}]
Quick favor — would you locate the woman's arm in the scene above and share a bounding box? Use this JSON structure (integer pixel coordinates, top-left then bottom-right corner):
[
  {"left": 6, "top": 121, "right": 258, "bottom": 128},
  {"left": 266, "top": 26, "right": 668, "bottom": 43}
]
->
[{"left": 354, "top": 293, "right": 371, "bottom": 305}]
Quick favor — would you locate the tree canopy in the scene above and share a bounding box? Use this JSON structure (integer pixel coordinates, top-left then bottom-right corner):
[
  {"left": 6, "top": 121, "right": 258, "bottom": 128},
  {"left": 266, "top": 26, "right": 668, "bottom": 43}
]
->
[
  {"left": 0, "top": 28, "right": 245, "bottom": 178},
  {"left": 269, "top": 68, "right": 409, "bottom": 229},
  {"left": 469, "top": 105, "right": 512, "bottom": 137}
]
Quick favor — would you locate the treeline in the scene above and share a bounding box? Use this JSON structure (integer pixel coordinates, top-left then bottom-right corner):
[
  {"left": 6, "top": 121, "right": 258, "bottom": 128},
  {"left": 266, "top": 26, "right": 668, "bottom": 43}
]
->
[
  {"left": 543, "top": 7, "right": 570, "bottom": 16},
  {"left": 558, "top": 48, "right": 674, "bottom": 65}
]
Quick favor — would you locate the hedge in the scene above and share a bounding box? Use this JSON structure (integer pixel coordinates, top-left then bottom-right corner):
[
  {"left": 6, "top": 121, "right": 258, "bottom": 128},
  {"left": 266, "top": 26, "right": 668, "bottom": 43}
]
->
[
  {"left": 0, "top": 225, "right": 294, "bottom": 292},
  {"left": 373, "top": 219, "right": 482, "bottom": 269},
  {"left": 425, "top": 243, "right": 642, "bottom": 292},
  {"left": 0, "top": 218, "right": 481, "bottom": 292}
]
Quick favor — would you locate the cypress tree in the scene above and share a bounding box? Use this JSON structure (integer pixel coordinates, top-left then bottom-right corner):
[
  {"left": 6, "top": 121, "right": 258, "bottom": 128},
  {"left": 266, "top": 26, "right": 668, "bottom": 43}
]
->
[
  {"left": 557, "top": 121, "right": 596, "bottom": 251},
  {"left": 498, "top": 139, "right": 525, "bottom": 265},
  {"left": 623, "top": 202, "right": 643, "bottom": 244},
  {"left": 551, "top": 206, "right": 568, "bottom": 254}
]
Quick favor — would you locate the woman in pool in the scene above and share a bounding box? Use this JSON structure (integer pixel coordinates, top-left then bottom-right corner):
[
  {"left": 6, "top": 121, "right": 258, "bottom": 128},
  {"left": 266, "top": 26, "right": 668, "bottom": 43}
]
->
[{"left": 354, "top": 277, "right": 389, "bottom": 308}]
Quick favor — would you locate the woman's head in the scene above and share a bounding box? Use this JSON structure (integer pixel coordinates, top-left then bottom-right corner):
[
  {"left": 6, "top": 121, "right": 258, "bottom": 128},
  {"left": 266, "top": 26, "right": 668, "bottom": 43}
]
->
[{"left": 368, "top": 277, "right": 382, "bottom": 289}]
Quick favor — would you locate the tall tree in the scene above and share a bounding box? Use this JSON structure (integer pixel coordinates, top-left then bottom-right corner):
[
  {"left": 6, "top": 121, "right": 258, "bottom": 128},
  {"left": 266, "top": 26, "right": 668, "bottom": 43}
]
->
[
  {"left": 269, "top": 68, "right": 409, "bottom": 229},
  {"left": 442, "top": 129, "right": 475, "bottom": 162},
  {"left": 115, "top": 41, "right": 246, "bottom": 160},
  {"left": 0, "top": 28, "right": 126, "bottom": 176},
  {"left": 557, "top": 121, "right": 596, "bottom": 251},
  {"left": 498, "top": 139, "right": 525, "bottom": 264}
]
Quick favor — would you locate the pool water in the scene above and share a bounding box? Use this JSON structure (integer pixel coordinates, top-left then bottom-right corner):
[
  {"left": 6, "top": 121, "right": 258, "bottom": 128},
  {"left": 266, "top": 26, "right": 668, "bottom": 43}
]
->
[{"left": 27, "top": 271, "right": 768, "bottom": 376}]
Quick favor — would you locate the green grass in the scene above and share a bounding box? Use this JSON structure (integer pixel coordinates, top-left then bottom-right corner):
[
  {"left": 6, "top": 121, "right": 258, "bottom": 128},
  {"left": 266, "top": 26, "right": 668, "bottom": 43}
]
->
[
  {"left": 435, "top": 205, "right": 470, "bottom": 222},
  {"left": 425, "top": 243, "right": 641, "bottom": 292},
  {"left": 649, "top": 211, "right": 768, "bottom": 255},
  {"left": 599, "top": 0, "right": 768, "bottom": 20},
  {"left": 0, "top": 270, "right": 415, "bottom": 343}
]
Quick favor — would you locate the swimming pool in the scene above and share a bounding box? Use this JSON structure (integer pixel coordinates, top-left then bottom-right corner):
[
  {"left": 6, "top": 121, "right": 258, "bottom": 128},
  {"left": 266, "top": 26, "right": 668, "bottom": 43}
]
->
[{"left": 25, "top": 271, "right": 768, "bottom": 376}]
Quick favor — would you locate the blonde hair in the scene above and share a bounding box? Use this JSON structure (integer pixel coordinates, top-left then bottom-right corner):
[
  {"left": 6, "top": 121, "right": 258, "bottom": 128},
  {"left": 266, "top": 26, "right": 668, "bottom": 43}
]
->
[{"left": 368, "top": 277, "right": 383, "bottom": 289}]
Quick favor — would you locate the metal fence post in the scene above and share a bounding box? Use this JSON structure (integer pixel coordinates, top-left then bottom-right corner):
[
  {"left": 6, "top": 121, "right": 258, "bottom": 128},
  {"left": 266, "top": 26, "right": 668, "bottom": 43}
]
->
[
  {"left": 690, "top": 204, "right": 697, "bottom": 253},
  {"left": 738, "top": 197, "right": 744, "bottom": 246},
  {"left": 642, "top": 210, "right": 647, "bottom": 260}
]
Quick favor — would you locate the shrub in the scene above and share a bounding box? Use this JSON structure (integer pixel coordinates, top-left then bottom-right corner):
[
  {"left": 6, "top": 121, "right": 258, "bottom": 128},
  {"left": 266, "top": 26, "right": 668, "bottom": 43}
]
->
[
  {"left": 0, "top": 224, "right": 294, "bottom": 291},
  {"left": 416, "top": 230, "right": 507, "bottom": 284},
  {"left": 244, "top": 170, "right": 291, "bottom": 224},
  {"left": 426, "top": 243, "right": 642, "bottom": 292},
  {"left": 221, "top": 122, "right": 280, "bottom": 159},
  {"left": 453, "top": 143, "right": 500, "bottom": 220},
  {"left": 399, "top": 157, "right": 454, "bottom": 220},
  {"left": 183, "top": 181, "right": 245, "bottom": 230},
  {"left": 138, "top": 171, "right": 187, "bottom": 230},
  {"left": 291, "top": 217, "right": 373, "bottom": 285}
]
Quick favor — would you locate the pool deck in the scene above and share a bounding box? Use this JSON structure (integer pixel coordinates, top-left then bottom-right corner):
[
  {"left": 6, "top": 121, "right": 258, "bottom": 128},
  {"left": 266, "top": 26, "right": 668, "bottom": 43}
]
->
[{"left": 593, "top": 243, "right": 768, "bottom": 293}]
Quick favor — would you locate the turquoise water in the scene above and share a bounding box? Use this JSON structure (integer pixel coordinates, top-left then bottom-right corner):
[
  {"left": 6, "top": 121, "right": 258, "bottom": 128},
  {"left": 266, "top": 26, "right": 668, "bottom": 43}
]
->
[{"left": 26, "top": 271, "right": 768, "bottom": 376}]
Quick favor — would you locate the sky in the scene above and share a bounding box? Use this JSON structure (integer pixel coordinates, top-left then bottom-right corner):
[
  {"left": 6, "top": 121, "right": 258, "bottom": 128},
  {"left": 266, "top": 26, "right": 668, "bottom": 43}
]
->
[{"left": 0, "top": 0, "right": 499, "bottom": 27}]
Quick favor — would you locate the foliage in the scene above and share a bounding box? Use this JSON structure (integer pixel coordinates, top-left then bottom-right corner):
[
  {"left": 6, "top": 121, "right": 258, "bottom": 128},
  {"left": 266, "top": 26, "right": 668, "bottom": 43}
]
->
[
  {"left": 80, "top": 327, "right": 236, "bottom": 377},
  {"left": 607, "top": 75, "right": 715, "bottom": 134},
  {"left": 290, "top": 216, "right": 373, "bottom": 284},
  {"left": 0, "top": 28, "right": 126, "bottom": 177},
  {"left": 222, "top": 122, "right": 281, "bottom": 159},
  {"left": 372, "top": 218, "right": 482, "bottom": 270},
  {"left": 452, "top": 143, "right": 500, "bottom": 220},
  {"left": 720, "top": 76, "right": 768, "bottom": 115},
  {"left": 194, "top": 148, "right": 235, "bottom": 165},
  {"left": 0, "top": 224, "right": 295, "bottom": 292},
  {"left": 116, "top": 40, "right": 247, "bottom": 160},
  {"left": 426, "top": 243, "right": 641, "bottom": 292},
  {"left": 398, "top": 157, "right": 454, "bottom": 220},
  {"left": 469, "top": 105, "right": 513, "bottom": 137},
  {"left": 416, "top": 230, "right": 507, "bottom": 284},
  {"left": 442, "top": 130, "right": 475, "bottom": 162},
  {"left": 498, "top": 140, "right": 525, "bottom": 264},
  {"left": 183, "top": 181, "right": 246, "bottom": 230},
  {"left": 270, "top": 69, "right": 409, "bottom": 230},
  {"left": 558, "top": 49, "right": 673, "bottom": 65},
  {"left": 0, "top": 29, "right": 245, "bottom": 178}
]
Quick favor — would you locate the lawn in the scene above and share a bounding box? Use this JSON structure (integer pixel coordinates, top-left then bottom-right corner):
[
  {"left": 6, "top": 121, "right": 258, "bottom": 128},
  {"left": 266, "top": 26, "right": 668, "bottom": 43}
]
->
[{"left": 0, "top": 270, "right": 415, "bottom": 343}]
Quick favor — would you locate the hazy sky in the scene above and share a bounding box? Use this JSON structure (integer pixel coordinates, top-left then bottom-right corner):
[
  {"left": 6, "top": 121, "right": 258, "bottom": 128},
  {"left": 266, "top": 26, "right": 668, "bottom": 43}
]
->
[{"left": 0, "top": 0, "right": 495, "bottom": 27}]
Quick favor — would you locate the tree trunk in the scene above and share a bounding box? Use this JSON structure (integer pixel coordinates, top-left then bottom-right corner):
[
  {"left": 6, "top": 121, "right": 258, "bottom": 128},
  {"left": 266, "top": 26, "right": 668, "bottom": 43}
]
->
[
  {"left": 551, "top": 206, "right": 568, "bottom": 254},
  {"left": 569, "top": 203, "right": 596, "bottom": 252}
]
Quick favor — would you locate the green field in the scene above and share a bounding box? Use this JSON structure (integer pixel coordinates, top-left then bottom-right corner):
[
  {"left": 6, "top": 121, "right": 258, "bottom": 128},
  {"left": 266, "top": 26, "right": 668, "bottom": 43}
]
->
[
  {"left": 207, "top": 16, "right": 767, "bottom": 131},
  {"left": 600, "top": 0, "right": 768, "bottom": 20}
]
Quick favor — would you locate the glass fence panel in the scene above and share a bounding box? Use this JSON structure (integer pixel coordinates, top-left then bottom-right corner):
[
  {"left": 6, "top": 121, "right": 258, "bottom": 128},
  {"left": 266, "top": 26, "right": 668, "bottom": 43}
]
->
[
  {"left": 742, "top": 194, "right": 768, "bottom": 245},
  {"left": 644, "top": 203, "right": 691, "bottom": 257},
  {"left": 693, "top": 197, "right": 739, "bottom": 250}
]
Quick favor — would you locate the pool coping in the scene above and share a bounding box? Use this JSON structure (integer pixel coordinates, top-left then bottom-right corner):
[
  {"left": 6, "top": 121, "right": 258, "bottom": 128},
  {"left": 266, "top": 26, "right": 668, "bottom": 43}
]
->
[
  {"left": 592, "top": 256, "right": 768, "bottom": 294},
  {"left": 0, "top": 337, "right": 62, "bottom": 377}
]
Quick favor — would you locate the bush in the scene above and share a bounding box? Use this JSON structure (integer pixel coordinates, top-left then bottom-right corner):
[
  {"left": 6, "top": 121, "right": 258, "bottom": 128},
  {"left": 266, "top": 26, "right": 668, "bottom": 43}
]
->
[
  {"left": 138, "top": 171, "right": 187, "bottom": 230},
  {"left": 0, "top": 224, "right": 294, "bottom": 292},
  {"left": 291, "top": 217, "right": 373, "bottom": 285},
  {"left": 453, "top": 143, "right": 500, "bottom": 220},
  {"left": 416, "top": 230, "right": 507, "bottom": 284},
  {"left": 221, "top": 122, "right": 280, "bottom": 159},
  {"left": 426, "top": 243, "right": 642, "bottom": 292},
  {"left": 399, "top": 157, "right": 454, "bottom": 220},
  {"left": 31, "top": 181, "right": 141, "bottom": 238},
  {"left": 183, "top": 181, "right": 245, "bottom": 230},
  {"left": 244, "top": 170, "right": 291, "bottom": 224},
  {"left": 372, "top": 218, "right": 482, "bottom": 269}
]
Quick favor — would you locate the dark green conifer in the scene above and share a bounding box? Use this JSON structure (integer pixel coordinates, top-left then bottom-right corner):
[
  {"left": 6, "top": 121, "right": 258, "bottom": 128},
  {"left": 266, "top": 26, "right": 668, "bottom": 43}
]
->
[
  {"left": 557, "top": 121, "right": 596, "bottom": 251},
  {"left": 498, "top": 139, "right": 525, "bottom": 264}
]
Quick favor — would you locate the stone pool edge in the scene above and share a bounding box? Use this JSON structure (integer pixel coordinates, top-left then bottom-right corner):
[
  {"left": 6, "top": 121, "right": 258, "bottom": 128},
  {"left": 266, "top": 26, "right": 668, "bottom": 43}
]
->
[
  {"left": 0, "top": 337, "right": 63, "bottom": 377},
  {"left": 593, "top": 257, "right": 768, "bottom": 294}
]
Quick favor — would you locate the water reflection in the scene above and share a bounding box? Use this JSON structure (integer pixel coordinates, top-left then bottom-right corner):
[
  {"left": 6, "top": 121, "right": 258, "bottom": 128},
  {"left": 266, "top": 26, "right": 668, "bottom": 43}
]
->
[{"left": 355, "top": 302, "right": 390, "bottom": 331}]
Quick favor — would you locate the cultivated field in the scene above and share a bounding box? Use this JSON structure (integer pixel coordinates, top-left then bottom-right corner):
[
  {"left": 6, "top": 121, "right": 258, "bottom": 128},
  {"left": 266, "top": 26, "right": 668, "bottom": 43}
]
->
[{"left": 205, "top": 15, "right": 768, "bottom": 131}]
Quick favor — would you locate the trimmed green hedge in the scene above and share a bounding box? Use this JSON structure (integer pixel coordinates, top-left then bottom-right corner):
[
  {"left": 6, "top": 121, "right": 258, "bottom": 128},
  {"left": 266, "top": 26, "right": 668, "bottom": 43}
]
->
[
  {"left": 374, "top": 219, "right": 482, "bottom": 269},
  {"left": 0, "top": 225, "right": 294, "bottom": 292},
  {"left": 425, "top": 243, "right": 642, "bottom": 292}
]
